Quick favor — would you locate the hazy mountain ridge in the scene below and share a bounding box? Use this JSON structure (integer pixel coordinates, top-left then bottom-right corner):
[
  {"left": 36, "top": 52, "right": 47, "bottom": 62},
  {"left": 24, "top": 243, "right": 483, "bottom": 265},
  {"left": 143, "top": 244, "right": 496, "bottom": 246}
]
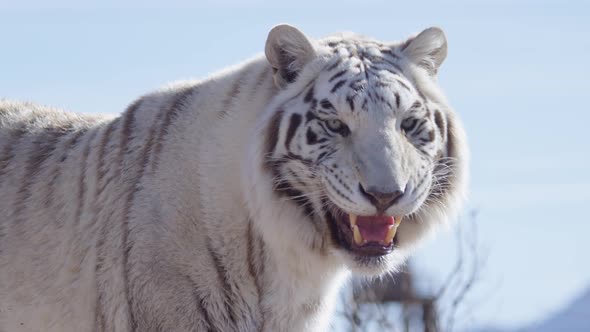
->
[{"left": 472, "top": 288, "right": 590, "bottom": 332}]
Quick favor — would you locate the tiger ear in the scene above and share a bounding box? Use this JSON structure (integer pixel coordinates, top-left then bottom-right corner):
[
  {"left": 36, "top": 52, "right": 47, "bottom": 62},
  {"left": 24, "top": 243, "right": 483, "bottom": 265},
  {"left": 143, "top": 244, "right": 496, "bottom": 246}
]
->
[
  {"left": 400, "top": 27, "right": 448, "bottom": 76},
  {"left": 265, "top": 24, "right": 316, "bottom": 88}
]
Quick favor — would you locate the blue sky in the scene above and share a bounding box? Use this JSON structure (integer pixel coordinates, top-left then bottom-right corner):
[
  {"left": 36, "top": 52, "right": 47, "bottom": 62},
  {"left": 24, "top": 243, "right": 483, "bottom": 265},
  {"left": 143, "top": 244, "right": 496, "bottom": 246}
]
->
[{"left": 2, "top": 1, "right": 589, "bottom": 330}]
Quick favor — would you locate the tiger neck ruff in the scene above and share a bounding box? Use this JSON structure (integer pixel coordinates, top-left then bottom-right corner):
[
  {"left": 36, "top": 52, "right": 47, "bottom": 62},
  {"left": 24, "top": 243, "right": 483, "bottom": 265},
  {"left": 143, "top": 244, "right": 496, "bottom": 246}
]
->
[{"left": 0, "top": 25, "right": 468, "bottom": 331}]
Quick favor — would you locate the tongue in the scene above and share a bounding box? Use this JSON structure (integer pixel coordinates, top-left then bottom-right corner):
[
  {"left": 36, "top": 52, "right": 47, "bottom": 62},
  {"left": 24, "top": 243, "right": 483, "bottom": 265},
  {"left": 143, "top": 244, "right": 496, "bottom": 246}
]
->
[{"left": 356, "top": 215, "right": 395, "bottom": 243}]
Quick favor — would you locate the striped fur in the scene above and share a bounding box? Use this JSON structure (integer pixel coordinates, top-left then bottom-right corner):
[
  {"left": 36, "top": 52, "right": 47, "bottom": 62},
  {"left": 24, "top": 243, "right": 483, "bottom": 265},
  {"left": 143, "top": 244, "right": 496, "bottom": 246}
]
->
[{"left": 0, "top": 25, "right": 467, "bottom": 332}]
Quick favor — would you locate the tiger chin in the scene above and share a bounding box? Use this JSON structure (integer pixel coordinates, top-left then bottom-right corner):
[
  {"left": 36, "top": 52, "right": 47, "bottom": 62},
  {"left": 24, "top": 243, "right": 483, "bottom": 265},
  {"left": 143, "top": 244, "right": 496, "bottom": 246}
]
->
[{"left": 0, "top": 24, "right": 467, "bottom": 332}]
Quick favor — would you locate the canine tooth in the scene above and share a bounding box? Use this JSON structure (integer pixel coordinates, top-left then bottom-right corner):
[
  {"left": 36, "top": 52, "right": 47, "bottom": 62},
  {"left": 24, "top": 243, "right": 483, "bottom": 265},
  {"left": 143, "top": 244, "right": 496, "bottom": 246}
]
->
[
  {"left": 395, "top": 216, "right": 403, "bottom": 226},
  {"left": 384, "top": 226, "right": 397, "bottom": 244},
  {"left": 352, "top": 225, "right": 364, "bottom": 245},
  {"left": 349, "top": 213, "right": 357, "bottom": 227}
]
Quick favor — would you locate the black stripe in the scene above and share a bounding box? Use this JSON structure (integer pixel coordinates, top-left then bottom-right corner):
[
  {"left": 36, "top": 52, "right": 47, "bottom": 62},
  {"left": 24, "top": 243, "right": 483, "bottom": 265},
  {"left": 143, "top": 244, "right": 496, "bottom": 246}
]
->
[
  {"left": 274, "top": 177, "right": 317, "bottom": 226},
  {"left": 323, "top": 198, "right": 344, "bottom": 249},
  {"left": 254, "top": 232, "right": 267, "bottom": 331},
  {"left": 349, "top": 79, "right": 366, "bottom": 92},
  {"left": 255, "top": 67, "right": 271, "bottom": 90},
  {"left": 317, "top": 107, "right": 337, "bottom": 117},
  {"left": 346, "top": 95, "right": 355, "bottom": 111},
  {"left": 413, "top": 120, "right": 427, "bottom": 137},
  {"left": 246, "top": 221, "right": 264, "bottom": 331},
  {"left": 325, "top": 177, "right": 354, "bottom": 203},
  {"left": 316, "top": 121, "right": 333, "bottom": 137},
  {"left": 95, "top": 120, "right": 118, "bottom": 199},
  {"left": 434, "top": 109, "right": 446, "bottom": 140},
  {"left": 94, "top": 211, "right": 110, "bottom": 331},
  {"left": 361, "top": 98, "right": 368, "bottom": 111},
  {"left": 304, "top": 84, "right": 315, "bottom": 104},
  {"left": 221, "top": 70, "right": 249, "bottom": 118},
  {"left": 446, "top": 118, "right": 457, "bottom": 159},
  {"left": 426, "top": 130, "right": 435, "bottom": 142},
  {"left": 264, "top": 109, "right": 284, "bottom": 171},
  {"left": 140, "top": 105, "right": 167, "bottom": 173},
  {"left": 375, "top": 93, "right": 394, "bottom": 112},
  {"left": 122, "top": 104, "right": 168, "bottom": 331},
  {"left": 286, "top": 152, "right": 314, "bottom": 166},
  {"left": 14, "top": 128, "right": 65, "bottom": 220},
  {"left": 92, "top": 120, "right": 119, "bottom": 331},
  {"left": 207, "top": 242, "right": 238, "bottom": 328},
  {"left": 375, "top": 80, "right": 389, "bottom": 88},
  {"left": 74, "top": 129, "right": 99, "bottom": 225},
  {"left": 287, "top": 168, "right": 308, "bottom": 187},
  {"left": 397, "top": 78, "right": 411, "bottom": 91},
  {"left": 284, "top": 113, "right": 302, "bottom": 150},
  {"left": 330, "top": 79, "right": 347, "bottom": 93},
  {"left": 0, "top": 124, "right": 27, "bottom": 187},
  {"left": 305, "top": 110, "right": 319, "bottom": 124},
  {"left": 118, "top": 99, "right": 142, "bottom": 331},
  {"left": 334, "top": 172, "right": 352, "bottom": 192},
  {"left": 184, "top": 275, "right": 215, "bottom": 332},
  {"left": 119, "top": 99, "right": 142, "bottom": 170},
  {"left": 253, "top": 66, "right": 272, "bottom": 102},
  {"left": 326, "top": 58, "right": 342, "bottom": 71},
  {"left": 306, "top": 128, "right": 319, "bottom": 145},
  {"left": 151, "top": 87, "right": 195, "bottom": 172},
  {"left": 361, "top": 61, "right": 370, "bottom": 80},
  {"left": 319, "top": 99, "right": 334, "bottom": 109},
  {"left": 44, "top": 125, "right": 81, "bottom": 209},
  {"left": 329, "top": 70, "right": 347, "bottom": 82},
  {"left": 93, "top": 299, "right": 104, "bottom": 332}
]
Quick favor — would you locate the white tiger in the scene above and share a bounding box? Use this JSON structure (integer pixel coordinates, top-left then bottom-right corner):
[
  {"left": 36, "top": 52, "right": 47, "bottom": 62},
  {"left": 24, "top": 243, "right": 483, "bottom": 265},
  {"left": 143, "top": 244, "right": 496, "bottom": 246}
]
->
[{"left": 0, "top": 24, "right": 468, "bottom": 331}]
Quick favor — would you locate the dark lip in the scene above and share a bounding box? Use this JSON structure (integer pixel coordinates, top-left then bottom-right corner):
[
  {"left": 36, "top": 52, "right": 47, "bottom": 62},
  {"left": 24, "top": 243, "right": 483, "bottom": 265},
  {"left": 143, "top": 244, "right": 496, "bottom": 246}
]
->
[{"left": 326, "top": 204, "right": 395, "bottom": 257}]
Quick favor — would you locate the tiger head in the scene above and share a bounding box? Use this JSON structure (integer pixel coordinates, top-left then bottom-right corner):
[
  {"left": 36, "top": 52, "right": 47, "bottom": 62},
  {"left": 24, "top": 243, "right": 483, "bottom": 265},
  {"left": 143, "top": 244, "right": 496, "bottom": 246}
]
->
[{"left": 245, "top": 25, "right": 468, "bottom": 276}]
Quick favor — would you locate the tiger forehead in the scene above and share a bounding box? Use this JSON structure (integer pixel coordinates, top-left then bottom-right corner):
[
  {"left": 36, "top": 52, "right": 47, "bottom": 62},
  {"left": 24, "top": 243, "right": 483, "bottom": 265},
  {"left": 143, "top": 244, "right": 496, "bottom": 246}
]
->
[
  {"left": 324, "top": 38, "right": 401, "bottom": 64},
  {"left": 325, "top": 37, "right": 386, "bottom": 53},
  {"left": 319, "top": 39, "right": 409, "bottom": 90},
  {"left": 312, "top": 41, "right": 415, "bottom": 115}
]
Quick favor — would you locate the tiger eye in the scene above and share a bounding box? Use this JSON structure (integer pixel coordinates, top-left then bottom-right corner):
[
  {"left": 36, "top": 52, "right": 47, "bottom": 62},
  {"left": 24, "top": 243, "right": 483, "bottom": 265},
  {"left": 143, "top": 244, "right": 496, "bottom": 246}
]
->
[
  {"left": 401, "top": 118, "right": 418, "bottom": 133},
  {"left": 325, "top": 119, "right": 350, "bottom": 137}
]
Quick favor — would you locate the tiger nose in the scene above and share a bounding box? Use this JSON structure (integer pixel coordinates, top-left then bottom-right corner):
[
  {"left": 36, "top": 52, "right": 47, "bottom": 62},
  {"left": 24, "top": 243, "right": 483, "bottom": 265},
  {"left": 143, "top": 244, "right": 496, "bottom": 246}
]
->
[{"left": 359, "top": 184, "right": 405, "bottom": 213}]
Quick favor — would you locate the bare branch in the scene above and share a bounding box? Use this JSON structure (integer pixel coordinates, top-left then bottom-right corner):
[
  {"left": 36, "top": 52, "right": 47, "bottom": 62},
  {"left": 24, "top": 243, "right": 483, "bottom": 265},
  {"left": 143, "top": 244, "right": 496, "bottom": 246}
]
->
[{"left": 333, "top": 210, "right": 489, "bottom": 332}]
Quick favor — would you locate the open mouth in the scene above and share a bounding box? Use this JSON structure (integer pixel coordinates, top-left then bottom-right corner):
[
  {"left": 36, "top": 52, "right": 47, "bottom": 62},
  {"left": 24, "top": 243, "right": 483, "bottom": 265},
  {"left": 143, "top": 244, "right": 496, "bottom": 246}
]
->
[{"left": 328, "top": 207, "right": 403, "bottom": 257}]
